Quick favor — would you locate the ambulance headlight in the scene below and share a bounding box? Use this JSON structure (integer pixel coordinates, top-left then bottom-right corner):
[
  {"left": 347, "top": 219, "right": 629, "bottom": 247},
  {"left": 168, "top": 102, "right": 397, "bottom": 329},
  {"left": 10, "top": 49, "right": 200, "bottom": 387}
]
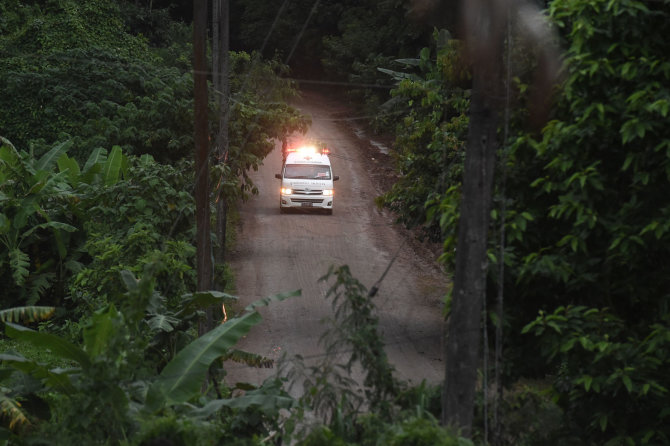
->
[
  {"left": 281, "top": 187, "right": 292, "bottom": 195},
  {"left": 323, "top": 189, "right": 334, "bottom": 196}
]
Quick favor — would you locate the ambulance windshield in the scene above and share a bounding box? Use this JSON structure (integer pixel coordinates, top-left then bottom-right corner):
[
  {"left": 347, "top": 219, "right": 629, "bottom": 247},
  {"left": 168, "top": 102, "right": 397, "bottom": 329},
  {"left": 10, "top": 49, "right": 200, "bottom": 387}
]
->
[{"left": 284, "top": 164, "right": 332, "bottom": 180}]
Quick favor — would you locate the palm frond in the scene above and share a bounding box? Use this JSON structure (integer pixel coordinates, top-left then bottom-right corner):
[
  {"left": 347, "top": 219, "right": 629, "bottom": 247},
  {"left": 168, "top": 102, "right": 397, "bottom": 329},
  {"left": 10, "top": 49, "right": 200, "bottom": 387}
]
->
[
  {"left": 0, "top": 306, "right": 55, "bottom": 324},
  {"left": 0, "top": 395, "right": 30, "bottom": 430}
]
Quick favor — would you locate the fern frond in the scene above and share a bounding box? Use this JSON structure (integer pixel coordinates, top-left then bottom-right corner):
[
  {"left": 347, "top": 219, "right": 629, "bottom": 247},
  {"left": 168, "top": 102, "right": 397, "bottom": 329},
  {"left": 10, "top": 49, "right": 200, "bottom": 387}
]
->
[
  {"left": 26, "top": 272, "right": 55, "bottom": 306},
  {"left": 0, "top": 395, "right": 31, "bottom": 431},
  {"left": 222, "top": 349, "right": 274, "bottom": 369},
  {"left": 0, "top": 306, "right": 55, "bottom": 323},
  {"left": 9, "top": 248, "right": 29, "bottom": 286}
]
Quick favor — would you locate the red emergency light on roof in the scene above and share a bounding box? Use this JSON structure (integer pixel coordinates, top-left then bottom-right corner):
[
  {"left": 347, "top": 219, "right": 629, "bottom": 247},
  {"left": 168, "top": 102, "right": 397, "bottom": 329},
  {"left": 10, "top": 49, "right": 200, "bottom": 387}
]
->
[{"left": 287, "top": 145, "right": 330, "bottom": 155}]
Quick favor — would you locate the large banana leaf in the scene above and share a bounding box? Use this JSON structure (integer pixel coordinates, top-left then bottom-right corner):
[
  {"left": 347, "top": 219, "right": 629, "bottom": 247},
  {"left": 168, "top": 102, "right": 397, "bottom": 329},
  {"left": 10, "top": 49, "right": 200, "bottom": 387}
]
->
[
  {"left": 57, "top": 153, "right": 81, "bottom": 185},
  {"left": 21, "top": 221, "right": 77, "bottom": 240},
  {"left": 35, "top": 140, "right": 71, "bottom": 172},
  {"left": 102, "top": 145, "right": 123, "bottom": 186},
  {"left": 151, "top": 311, "right": 263, "bottom": 406},
  {"left": 4, "top": 323, "right": 90, "bottom": 370},
  {"left": 81, "top": 147, "right": 106, "bottom": 184},
  {"left": 147, "top": 290, "right": 300, "bottom": 409}
]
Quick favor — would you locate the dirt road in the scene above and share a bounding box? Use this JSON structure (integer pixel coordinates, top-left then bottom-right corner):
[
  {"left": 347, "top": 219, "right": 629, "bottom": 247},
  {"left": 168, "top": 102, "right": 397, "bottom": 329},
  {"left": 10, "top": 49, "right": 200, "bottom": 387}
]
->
[{"left": 225, "top": 90, "right": 447, "bottom": 392}]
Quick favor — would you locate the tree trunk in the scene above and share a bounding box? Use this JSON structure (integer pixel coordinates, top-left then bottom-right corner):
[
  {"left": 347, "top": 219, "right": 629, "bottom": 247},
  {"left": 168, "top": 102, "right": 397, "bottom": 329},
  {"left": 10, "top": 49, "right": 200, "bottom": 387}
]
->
[
  {"left": 442, "top": 0, "right": 505, "bottom": 435},
  {"left": 193, "top": 0, "right": 212, "bottom": 336}
]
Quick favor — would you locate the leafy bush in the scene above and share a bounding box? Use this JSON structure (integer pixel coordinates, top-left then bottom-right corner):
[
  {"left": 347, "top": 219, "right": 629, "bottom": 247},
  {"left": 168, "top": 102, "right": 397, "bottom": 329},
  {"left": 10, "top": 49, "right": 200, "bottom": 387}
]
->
[
  {"left": 524, "top": 306, "right": 670, "bottom": 444},
  {"left": 0, "top": 138, "right": 79, "bottom": 308},
  {"left": 70, "top": 154, "right": 196, "bottom": 318},
  {"left": 1, "top": 270, "right": 296, "bottom": 443},
  {"left": 377, "top": 34, "right": 469, "bottom": 244}
]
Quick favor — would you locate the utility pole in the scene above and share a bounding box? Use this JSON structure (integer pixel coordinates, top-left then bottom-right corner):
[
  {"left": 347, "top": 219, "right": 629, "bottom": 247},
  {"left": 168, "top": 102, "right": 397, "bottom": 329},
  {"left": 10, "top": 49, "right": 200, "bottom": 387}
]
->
[
  {"left": 441, "top": 0, "right": 560, "bottom": 437},
  {"left": 442, "top": 0, "right": 505, "bottom": 436},
  {"left": 193, "top": 0, "right": 212, "bottom": 336},
  {"left": 213, "top": 0, "right": 230, "bottom": 291}
]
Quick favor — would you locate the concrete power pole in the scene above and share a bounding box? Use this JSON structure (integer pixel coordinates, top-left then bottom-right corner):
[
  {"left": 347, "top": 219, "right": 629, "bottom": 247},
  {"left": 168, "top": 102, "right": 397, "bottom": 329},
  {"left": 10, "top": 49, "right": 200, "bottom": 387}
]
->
[
  {"left": 193, "top": 0, "right": 212, "bottom": 336},
  {"left": 213, "top": 0, "right": 230, "bottom": 291}
]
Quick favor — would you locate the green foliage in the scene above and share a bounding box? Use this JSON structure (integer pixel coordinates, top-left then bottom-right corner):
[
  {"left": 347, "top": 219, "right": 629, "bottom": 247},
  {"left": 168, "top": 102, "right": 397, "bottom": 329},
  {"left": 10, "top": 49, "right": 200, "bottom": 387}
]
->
[
  {"left": 280, "top": 266, "right": 473, "bottom": 445},
  {"left": 319, "top": 0, "right": 432, "bottom": 110},
  {"left": 375, "top": 416, "right": 472, "bottom": 446},
  {"left": 0, "top": 1, "right": 198, "bottom": 163},
  {"left": 284, "top": 265, "right": 398, "bottom": 441},
  {"left": 503, "top": 0, "right": 670, "bottom": 323},
  {"left": 69, "top": 154, "right": 196, "bottom": 319},
  {"left": 0, "top": 0, "right": 149, "bottom": 57},
  {"left": 296, "top": 413, "right": 471, "bottom": 446},
  {"left": 378, "top": 33, "right": 469, "bottom": 243},
  {"left": 524, "top": 306, "right": 670, "bottom": 444},
  {"left": 473, "top": 381, "right": 565, "bottom": 446},
  {"left": 133, "top": 414, "right": 223, "bottom": 446},
  {"left": 220, "top": 52, "right": 311, "bottom": 206},
  {"left": 1, "top": 267, "right": 298, "bottom": 443},
  {"left": 0, "top": 47, "right": 193, "bottom": 163},
  {"left": 148, "top": 312, "right": 263, "bottom": 408},
  {"left": 0, "top": 137, "right": 78, "bottom": 307}
]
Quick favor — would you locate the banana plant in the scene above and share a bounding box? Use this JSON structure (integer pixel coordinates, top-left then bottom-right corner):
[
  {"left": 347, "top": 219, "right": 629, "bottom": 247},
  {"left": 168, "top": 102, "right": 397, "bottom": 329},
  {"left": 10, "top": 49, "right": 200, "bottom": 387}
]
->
[
  {"left": 145, "top": 289, "right": 300, "bottom": 411},
  {"left": 0, "top": 137, "right": 76, "bottom": 305},
  {"left": 56, "top": 145, "right": 128, "bottom": 188},
  {"left": 0, "top": 137, "right": 129, "bottom": 308},
  {"left": 0, "top": 267, "right": 299, "bottom": 439}
]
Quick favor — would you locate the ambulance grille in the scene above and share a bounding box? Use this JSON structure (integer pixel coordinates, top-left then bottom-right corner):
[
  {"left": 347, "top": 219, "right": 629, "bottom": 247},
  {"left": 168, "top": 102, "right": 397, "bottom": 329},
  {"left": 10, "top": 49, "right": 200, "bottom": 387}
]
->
[
  {"left": 292, "top": 198, "right": 324, "bottom": 204},
  {"left": 293, "top": 189, "right": 323, "bottom": 195}
]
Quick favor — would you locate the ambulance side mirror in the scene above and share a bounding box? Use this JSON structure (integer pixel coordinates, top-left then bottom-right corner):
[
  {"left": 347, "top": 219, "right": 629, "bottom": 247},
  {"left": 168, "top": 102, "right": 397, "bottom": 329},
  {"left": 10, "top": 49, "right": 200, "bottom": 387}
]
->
[
  {"left": 275, "top": 174, "right": 282, "bottom": 179},
  {"left": 333, "top": 176, "right": 340, "bottom": 181}
]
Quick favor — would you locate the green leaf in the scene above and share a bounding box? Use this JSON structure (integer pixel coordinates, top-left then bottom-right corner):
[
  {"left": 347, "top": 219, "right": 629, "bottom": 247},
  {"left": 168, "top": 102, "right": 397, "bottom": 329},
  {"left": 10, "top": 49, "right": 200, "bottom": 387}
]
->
[
  {"left": 0, "top": 213, "right": 10, "bottom": 234},
  {"left": 35, "top": 140, "right": 71, "bottom": 172},
  {"left": 83, "top": 147, "right": 107, "bottom": 173},
  {"left": 21, "top": 221, "right": 77, "bottom": 240},
  {"left": 599, "top": 414, "right": 608, "bottom": 432},
  {"left": 151, "top": 311, "right": 263, "bottom": 406},
  {"left": 622, "top": 375, "right": 633, "bottom": 393},
  {"left": 57, "top": 153, "right": 81, "bottom": 185},
  {"left": 83, "top": 306, "right": 120, "bottom": 359},
  {"left": 81, "top": 147, "right": 107, "bottom": 183},
  {"left": 147, "top": 314, "right": 180, "bottom": 333},
  {"left": 394, "top": 58, "right": 421, "bottom": 66},
  {"left": 120, "top": 270, "right": 139, "bottom": 293},
  {"left": 5, "top": 323, "right": 90, "bottom": 369},
  {"left": 102, "top": 145, "right": 123, "bottom": 186}
]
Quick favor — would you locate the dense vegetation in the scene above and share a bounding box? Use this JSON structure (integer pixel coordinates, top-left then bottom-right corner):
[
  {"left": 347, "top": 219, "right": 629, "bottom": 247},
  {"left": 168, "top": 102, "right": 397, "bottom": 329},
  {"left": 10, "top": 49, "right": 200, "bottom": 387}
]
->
[{"left": 1, "top": 0, "right": 669, "bottom": 444}]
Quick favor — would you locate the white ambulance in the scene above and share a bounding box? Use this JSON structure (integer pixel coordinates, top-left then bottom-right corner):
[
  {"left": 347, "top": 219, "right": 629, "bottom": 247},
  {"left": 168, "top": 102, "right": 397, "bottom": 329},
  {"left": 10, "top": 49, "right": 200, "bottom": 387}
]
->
[{"left": 275, "top": 146, "right": 339, "bottom": 214}]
